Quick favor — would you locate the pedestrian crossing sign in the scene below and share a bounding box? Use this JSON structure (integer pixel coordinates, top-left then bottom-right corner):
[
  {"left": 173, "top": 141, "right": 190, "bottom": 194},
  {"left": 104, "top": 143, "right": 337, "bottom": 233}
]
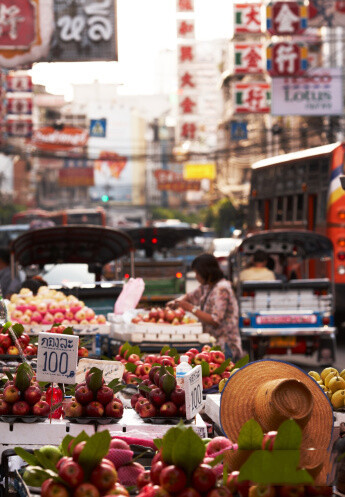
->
[{"left": 90, "top": 119, "right": 107, "bottom": 138}]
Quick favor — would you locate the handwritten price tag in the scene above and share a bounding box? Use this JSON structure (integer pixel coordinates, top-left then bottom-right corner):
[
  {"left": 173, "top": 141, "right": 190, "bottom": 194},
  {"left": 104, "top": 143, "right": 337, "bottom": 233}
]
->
[
  {"left": 76, "top": 358, "right": 125, "bottom": 383},
  {"left": 36, "top": 332, "right": 79, "bottom": 384},
  {"left": 184, "top": 365, "right": 203, "bottom": 420}
]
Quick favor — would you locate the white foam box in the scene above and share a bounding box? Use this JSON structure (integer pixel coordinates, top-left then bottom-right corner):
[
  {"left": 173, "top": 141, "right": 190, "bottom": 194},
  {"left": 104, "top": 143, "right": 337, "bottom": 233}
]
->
[
  {"left": 0, "top": 419, "right": 68, "bottom": 445},
  {"left": 204, "top": 394, "right": 221, "bottom": 427},
  {"left": 23, "top": 324, "right": 110, "bottom": 335},
  {"left": 120, "top": 408, "right": 207, "bottom": 438},
  {"left": 65, "top": 422, "right": 96, "bottom": 437},
  {"left": 96, "top": 422, "right": 124, "bottom": 435}
]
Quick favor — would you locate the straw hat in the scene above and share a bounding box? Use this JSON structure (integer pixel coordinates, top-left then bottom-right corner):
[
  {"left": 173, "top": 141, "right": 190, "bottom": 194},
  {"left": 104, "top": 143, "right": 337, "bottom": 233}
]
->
[{"left": 220, "top": 360, "right": 334, "bottom": 482}]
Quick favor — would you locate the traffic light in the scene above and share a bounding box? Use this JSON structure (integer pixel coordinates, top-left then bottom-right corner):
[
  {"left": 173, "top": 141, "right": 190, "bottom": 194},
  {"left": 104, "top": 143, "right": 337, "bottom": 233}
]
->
[{"left": 101, "top": 194, "right": 109, "bottom": 202}]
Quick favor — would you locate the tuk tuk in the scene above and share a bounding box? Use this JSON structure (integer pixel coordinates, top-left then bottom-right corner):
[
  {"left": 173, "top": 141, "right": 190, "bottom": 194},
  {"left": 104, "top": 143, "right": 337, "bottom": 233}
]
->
[
  {"left": 10, "top": 225, "right": 134, "bottom": 316},
  {"left": 105, "top": 225, "right": 202, "bottom": 304},
  {"left": 230, "top": 230, "right": 337, "bottom": 364}
]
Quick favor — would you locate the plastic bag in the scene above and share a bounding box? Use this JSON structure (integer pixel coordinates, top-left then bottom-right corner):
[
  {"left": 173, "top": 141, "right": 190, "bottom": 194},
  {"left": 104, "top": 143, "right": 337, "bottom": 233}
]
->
[{"left": 114, "top": 277, "right": 145, "bottom": 315}]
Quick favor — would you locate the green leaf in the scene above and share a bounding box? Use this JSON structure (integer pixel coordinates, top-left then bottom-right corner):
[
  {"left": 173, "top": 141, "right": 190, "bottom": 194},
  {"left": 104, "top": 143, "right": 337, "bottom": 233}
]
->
[
  {"left": 160, "top": 345, "right": 170, "bottom": 355},
  {"left": 162, "top": 426, "right": 185, "bottom": 464},
  {"left": 274, "top": 419, "right": 302, "bottom": 450},
  {"left": 67, "top": 431, "right": 90, "bottom": 455},
  {"left": 238, "top": 450, "right": 313, "bottom": 484},
  {"left": 223, "top": 462, "right": 229, "bottom": 486},
  {"left": 161, "top": 374, "right": 176, "bottom": 396},
  {"left": 12, "top": 323, "right": 24, "bottom": 337},
  {"left": 172, "top": 428, "right": 206, "bottom": 476},
  {"left": 120, "top": 341, "right": 131, "bottom": 356},
  {"left": 34, "top": 450, "right": 59, "bottom": 472},
  {"left": 234, "top": 354, "right": 249, "bottom": 370},
  {"left": 62, "top": 327, "right": 74, "bottom": 335},
  {"left": 237, "top": 419, "right": 263, "bottom": 450},
  {"left": 15, "top": 363, "right": 33, "bottom": 392},
  {"left": 88, "top": 368, "right": 103, "bottom": 392},
  {"left": 208, "top": 453, "right": 224, "bottom": 467},
  {"left": 125, "top": 362, "right": 137, "bottom": 373},
  {"left": 59, "top": 435, "right": 74, "bottom": 456},
  {"left": 214, "top": 359, "right": 231, "bottom": 375},
  {"left": 211, "top": 345, "right": 221, "bottom": 351},
  {"left": 5, "top": 370, "right": 13, "bottom": 381},
  {"left": 2, "top": 321, "right": 12, "bottom": 332},
  {"left": 201, "top": 360, "right": 210, "bottom": 377},
  {"left": 130, "top": 345, "right": 141, "bottom": 357},
  {"left": 14, "top": 447, "right": 39, "bottom": 466},
  {"left": 154, "top": 438, "right": 163, "bottom": 450},
  {"left": 159, "top": 365, "right": 167, "bottom": 377},
  {"left": 166, "top": 366, "right": 174, "bottom": 376},
  {"left": 78, "top": 431, "right": 111, "bottom": 474},
  {"left": 22, "top": 466, "right": 57, "bottom": 487},
  {"left": 168, "top": 348, "right": 178, "bottom": 358}
]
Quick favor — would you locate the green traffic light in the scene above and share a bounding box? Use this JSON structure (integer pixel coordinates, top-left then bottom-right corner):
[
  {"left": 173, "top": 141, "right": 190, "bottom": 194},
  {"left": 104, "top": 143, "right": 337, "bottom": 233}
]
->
[{"left": 101, "top": 195, "right": 109, "bottom": 202}]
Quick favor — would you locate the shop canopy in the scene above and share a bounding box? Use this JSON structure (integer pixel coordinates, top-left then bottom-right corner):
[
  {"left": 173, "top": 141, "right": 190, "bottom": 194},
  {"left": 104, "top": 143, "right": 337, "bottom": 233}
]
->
[{"left": 11, "top": 225, "right": 134, "bottom": 267}]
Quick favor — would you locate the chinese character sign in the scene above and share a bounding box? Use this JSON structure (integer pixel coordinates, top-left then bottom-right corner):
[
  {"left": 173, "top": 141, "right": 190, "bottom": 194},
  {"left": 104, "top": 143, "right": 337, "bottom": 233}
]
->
[
  {"left": 50, "top": 0, "right": 117, "bottom": 61},
  {"left": 267, "top": 43, "right": 308, "bottom": 76},
  {"left": 234, "top": 82, "right": 271, "bottom": 114},
  {"left": 233, "top": 43, "right": 263, "bottom": 74},
  {"left": 0, "top": 0, "right": 36, "bottom": 49},
  {"left": 267, "top": 2, "right": 308, "bottom": 34},
  {"left": 234, "top": 4, "right": 262, "bottom": 33},
  {"left": 176, "top": 0, "right": 194, "bottom": 12}
]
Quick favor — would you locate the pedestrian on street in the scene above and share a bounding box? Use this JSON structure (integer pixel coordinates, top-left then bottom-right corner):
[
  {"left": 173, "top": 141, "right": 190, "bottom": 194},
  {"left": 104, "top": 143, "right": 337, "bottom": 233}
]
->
[
  {"left": 0, "top": 248, "right": 21, "bottom": 299},
  {"left": 168, "top": 253, "right": 243, "bottom": 361}
]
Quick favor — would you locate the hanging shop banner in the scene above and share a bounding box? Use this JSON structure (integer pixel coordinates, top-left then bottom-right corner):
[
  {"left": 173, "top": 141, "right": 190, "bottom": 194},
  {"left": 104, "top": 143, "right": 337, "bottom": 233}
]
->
[
  {"left": 308, "top": 1, "right": 345, "bottom": 27},
  {"left": 233, "top": 43, "right": 264, "bottom": 74},
  {"left": 7, "top": 73, "right": 32, "bottom": 92},
  {"left": 49, "top": 0, "right": 118, "bottom": 62},
  {"left": 154, "top": 169, "right": 201, "bottom": 191},
  {"left": 7, "top": 118, "right": 32, "bottom": 137},
  {"left": 94, "top": 151, "right": 127, "bottom": 180},
  {"left": 183, "top": 162, "right": 216, "bottom": 180},
  {"left": 0, "top": 0, "right": 54, "bottom": 68},
  {"left": 90, "top": 119, "right": 107, "bottom": 138},
  {"left": 59, "top": 167, "right": 94, "bottom": 187},
  {"left": 234, "top": 4, "right": 262, "bottom": 34},
  {"left": 176, "top": 0, "right": 194, "bottom": 12},
  {"left": 266, "top": 2, "right": 308, "bottom": 35},
  {"left": 31, "top": 126, "right": 88, "bottom": 151},
  {"left": 7, "top": 96, "right": 32, "bottom": 115},
  {"left": 234, "top": 82, "right": 271, "bottom": 114},
  {"left": 271, "top": 68, "right": 343, "bottom": 116},
  {"left": 267, "top": 43, "right": 308, "bottom": 76}
]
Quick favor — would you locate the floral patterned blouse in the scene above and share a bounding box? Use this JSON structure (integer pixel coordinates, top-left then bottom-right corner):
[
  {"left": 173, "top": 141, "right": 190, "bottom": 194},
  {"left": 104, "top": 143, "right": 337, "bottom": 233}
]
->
[{"left": 186, "top": 278, "right": 243, "bottom": 360}]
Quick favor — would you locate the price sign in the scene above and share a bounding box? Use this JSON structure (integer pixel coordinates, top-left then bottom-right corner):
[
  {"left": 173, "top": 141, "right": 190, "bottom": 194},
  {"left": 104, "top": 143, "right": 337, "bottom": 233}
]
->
[
  {"left": 76, "top": 358, "right": 125, "bottom": 383},
  {"left": 184, "top": 365, "right": 203, "bottom": 420},
  {"left": 36, "top": 332, "right": 79, "bottom": 384}
]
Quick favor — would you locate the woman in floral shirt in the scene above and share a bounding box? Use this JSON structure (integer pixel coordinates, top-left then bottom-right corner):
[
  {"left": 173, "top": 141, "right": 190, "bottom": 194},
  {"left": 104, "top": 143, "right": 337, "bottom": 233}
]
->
[{"left": 169, "top": 253, "right": 243, "bottom": 361}]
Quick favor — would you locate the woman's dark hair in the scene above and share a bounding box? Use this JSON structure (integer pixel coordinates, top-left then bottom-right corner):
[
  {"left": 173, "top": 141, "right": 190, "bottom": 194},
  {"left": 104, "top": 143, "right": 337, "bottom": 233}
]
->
[{"left": 191, "top": 254, "right": 224, "bottom": 283}]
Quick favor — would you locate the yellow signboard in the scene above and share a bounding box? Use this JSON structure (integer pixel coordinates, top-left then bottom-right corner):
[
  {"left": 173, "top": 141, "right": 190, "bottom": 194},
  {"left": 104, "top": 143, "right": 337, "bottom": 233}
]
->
[{"left": 183, "top": 162, "right": 216, "bottom": 180}]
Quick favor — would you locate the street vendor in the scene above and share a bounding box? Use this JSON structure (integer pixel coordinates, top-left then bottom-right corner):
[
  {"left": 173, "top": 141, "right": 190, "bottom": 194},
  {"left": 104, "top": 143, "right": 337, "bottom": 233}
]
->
[{"left": 168, "top": 253, "right": 243, "bottom": 362}]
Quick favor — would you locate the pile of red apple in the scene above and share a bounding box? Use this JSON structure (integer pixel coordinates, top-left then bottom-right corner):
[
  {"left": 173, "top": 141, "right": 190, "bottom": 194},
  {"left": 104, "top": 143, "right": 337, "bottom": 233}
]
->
[
  {"left": 9, "top": 287, "right": 106, "bottom": 326},
  {"left": 132, "top": 365, "right": 186, "bottom": 419},
  {"left": 46, "top": 324, "right": 89, "bottom": 358},
  {"left": 0, "top": 364, "right": 50, "bottom": 418},
  {"left": 131, "top": 306, "right": 197, "bottom": 325},
  {"left": 0, "top": 323, "right": 36, "bottom": 356},
  {"left": 118, "top": 343, "right": 234, "bottom": 391},
  {"left": 19, "top": 431, "right": 130, "bottom": 497},
  {"left": 63, "top": 368, "right": 124, "bottom": 420}
]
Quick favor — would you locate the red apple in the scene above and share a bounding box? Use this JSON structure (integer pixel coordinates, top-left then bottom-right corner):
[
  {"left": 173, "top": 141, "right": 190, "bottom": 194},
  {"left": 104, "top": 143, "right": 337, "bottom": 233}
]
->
[
  {"left": 126, "top": 373, "right": 139, "bottom": 385},
  {"left": 109, "top": 438, "right": 130, "bottom": 450},
  {"left": 150, "top": 461, "right": 167, "bottom": 485},
  {"left": 145, "top": 355, "right": 158, "bottom": 365},
  {"left": 7, "top": 345, "right": 19, "bottom": 355},
  {"left": 3, "top": 385, "right": 21, "bottom": 404},
  {"left": 207, "top": 487, "right": 232, "bottom": 497},
  {"left": 170, "top": 387, "right": 185, "bottom": 407},
  {"left": 160, "top": 465, "right": 187, "bottom": 493},
  {"left": 149, "top": 388, "right": 167, "bottom": 407},
  {"left": 178, "top": 488, "right": 202, "bottom": 497},
  {"left": 130, "top": 393, "right": 141, "bottom": 409},
  {"left": 64, "top": 399, "right": 83, "bottom": 418},
  {"left": 128, "top": 353, "right": 140, "bottom": 363},
  {"left": 159, "top": 401, "right": 178, "bottom": 417},
  {"left": 210, "top": 374, "right": 222, "bottom": 385},
  {"left": 278, "top": 486, "right": 305, "bottom": 497},
  {"left": 78, "top": 347, "right": 89, "bottom": 357},
  {"left": 105, "top": 400, "right": 123, "bottom": 418},
  {"left": 72, "top": 441, "right": 87, "bottom": 462},
  {"left": 138, "top": 401, "right": 157, "bottom": 418},
  {"left": 97, "top": 386, "right": 114, "bottom": 406},
  {"left": 91, "top": 462, "right": 117, "bottom": 492},
  {"left": 85, "top": 401, "right": 104, "bottom": 417},
  {"left": 74, "top": 483, "right": 101, "bottom": 497},
  {"left": 42, "top": 479, "right": 69, "bottom": 497},
  {"left": 75, "top": 386, "right": 94, "bottom": 406},
  {"left": 32, "top": 400, "right": 50, "bottom": 417},
  {"left": 164, "top": 309, "right": 175, "bottom": 322},
  {"left": 191, "top": 464, "right": 216, "bottom": 493},
  {"left": 136, "top": 471, "right": 151, "bottom": 489},
  {"left": 24, "top": 385, "right": 42, "bottom": 405},
  {"left": 202, "top": 377, "right": 213, "bottom": 390},
  {"left": 210, "top": 350, "right": 225, "bottom": 364},
  {"left": 248, "top": 485, "right": 276, "bottom": 497},
  {"left": 194, "top": 353, "right": 210, "bottom": 365},
  {"left": 0, "top": 399, "right": 11, "bottom": 415},
  {"left": 226, "top": 471, "right": 250, "bottom": 497},
  {"left": 58, "top": 459, "right": 84, "bottom": 488}
]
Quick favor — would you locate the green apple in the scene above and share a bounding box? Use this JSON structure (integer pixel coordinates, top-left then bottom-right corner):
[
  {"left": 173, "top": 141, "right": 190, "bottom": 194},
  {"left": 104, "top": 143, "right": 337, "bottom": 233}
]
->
[
  {"left": 39, "top": 445, "right": 63, "bottom": 466},
  {"left": 23, "top": 466, "right": 52, "bottom": 487}
]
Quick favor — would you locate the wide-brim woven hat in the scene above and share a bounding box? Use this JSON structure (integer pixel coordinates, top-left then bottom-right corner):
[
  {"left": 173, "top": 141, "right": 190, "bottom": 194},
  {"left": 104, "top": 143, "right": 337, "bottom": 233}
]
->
[{"left": 220, "top": 359, "right": 333, "bottom": 480}]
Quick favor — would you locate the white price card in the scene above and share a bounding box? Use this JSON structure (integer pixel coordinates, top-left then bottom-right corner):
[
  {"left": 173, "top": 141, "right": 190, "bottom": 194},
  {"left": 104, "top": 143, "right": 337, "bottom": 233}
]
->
[
  {"left": 36, "top": 332, "right": 79, "bottom": 384},
  {"left": 76, "top": 358, "right": 125, "bottom": 384},
  {"left": 184, "top": 365, "right": 203, "bottom": 420}
]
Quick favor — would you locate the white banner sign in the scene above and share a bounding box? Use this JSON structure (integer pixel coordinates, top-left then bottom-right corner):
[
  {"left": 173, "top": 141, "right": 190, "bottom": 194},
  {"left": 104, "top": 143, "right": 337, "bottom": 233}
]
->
[
  {"left": 184, "top": 365, "right": 203, "bottom": 420},
  {"left": 271, "top": 68, "right": 343, "bottom": 116},
  {"left": 76, "top": 358, "right": 124, "bottom": 384},
  {"left": 36, "top": 332, "right": 79, "bottom": 384}
]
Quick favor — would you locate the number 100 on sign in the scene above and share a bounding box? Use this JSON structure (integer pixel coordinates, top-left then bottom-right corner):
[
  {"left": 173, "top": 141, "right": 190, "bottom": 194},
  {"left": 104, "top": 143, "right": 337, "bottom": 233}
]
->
[
  {"left": 184, "top": 365, "right": 203, "bottom": 420},
  {"left": 36, "top": 332, "right": 79, "bottom": 384}
]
